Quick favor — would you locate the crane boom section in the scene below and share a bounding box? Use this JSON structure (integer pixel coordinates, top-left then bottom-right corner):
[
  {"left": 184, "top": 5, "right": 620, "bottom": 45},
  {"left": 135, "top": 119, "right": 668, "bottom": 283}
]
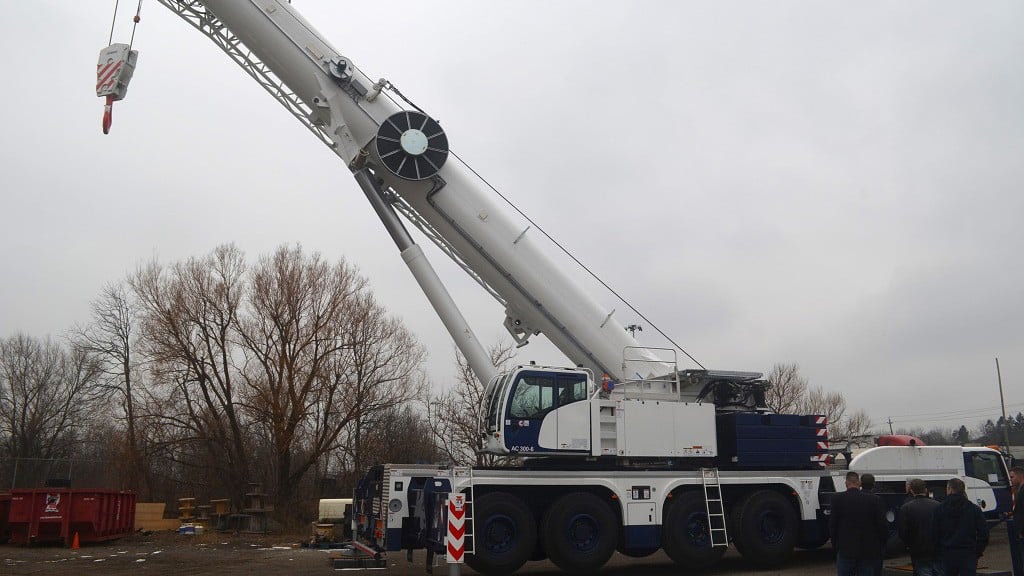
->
[{"left": 178, "top": 0, "right": 652, "bottom": 383}]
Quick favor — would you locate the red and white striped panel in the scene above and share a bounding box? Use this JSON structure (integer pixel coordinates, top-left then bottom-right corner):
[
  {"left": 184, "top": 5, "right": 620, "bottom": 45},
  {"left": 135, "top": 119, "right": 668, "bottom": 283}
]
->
[{"left": 97, "top": 60, "right": 124, "bottom": 95}]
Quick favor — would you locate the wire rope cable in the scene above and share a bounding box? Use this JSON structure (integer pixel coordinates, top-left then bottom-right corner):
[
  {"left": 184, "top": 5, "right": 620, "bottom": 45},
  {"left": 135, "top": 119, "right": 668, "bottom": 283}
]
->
[
  {"left": 450, "top": 151, "right": 705, "bottom": 371},
  {"left": 128, "top": 0, "right": 144, "bottom": 52},
  {"left": 107, "top": 0, "right": 121, "bottom": 46},
  {"left": 376, "top": 87, "right": 702, "bottom": 369}
]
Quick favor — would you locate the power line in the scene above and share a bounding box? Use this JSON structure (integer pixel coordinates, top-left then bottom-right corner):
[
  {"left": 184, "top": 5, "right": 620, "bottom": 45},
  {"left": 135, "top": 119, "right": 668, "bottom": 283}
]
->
[{"left": 883, "top": 401, "right": 1024, "bottom": 420}]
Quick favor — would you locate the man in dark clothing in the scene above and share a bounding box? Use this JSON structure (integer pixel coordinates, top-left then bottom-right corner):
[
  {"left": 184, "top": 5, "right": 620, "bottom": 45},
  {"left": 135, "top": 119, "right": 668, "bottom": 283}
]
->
[
  {"left": 859, "top": 473, "right": 884, "bottom": 576},
  {"left": 862, "top": 473, "right": 877, "bottom": 492},
  {"left": 831, "top": 471, "right": 888, "bottom": 576},
  {"left": 934, "top": 477, "right": 988, "bottom": 576},
  {"left": 898, "top": 478, "right": 941, "bottom": 576},
  {"left": 1009, "top": 465, "right": 1023, "bottom": 576}
]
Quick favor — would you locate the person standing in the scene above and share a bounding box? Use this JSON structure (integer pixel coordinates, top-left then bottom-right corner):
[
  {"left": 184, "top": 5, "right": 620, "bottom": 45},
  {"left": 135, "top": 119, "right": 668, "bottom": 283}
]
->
[
  {"left": 831, "top": 471, "right": 888, "bottom": 576},
  {"left": 858, "top": 473, "right": 884, "bottom": 576},
  {"left": 934, "top": 477, "right": 988, "bottom": 576},
  {"left": 1009, "top": 465, "right": 1024, "bottom": 576},
  {"left": 897, "top": 478, "right": 941, "bottom": 576}
]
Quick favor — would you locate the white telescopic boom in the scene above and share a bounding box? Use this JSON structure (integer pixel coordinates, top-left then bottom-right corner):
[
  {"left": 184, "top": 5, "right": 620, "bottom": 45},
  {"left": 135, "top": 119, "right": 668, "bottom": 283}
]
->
[{"left": 185, "top": 0, "right": 649, "bottom": 383}]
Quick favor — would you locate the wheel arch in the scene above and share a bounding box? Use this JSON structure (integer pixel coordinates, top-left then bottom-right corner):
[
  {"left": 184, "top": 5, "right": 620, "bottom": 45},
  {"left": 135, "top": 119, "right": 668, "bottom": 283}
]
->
[
  {"left": 664, "top": 481, "right": 806, "bottom": 526},
  {"left": 474, "top": 482, "right": 624, "bottom": 527}
]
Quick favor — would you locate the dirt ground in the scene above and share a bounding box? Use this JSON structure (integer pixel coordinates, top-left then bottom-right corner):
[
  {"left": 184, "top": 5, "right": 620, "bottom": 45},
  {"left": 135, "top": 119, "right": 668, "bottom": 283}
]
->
[{"left": 0, "top": 526, "right": 1015, "bottom": 575}]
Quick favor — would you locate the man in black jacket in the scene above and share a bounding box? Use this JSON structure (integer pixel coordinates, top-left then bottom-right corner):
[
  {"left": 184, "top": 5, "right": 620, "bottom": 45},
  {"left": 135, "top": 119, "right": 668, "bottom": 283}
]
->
[
  {"left": 897, "top": 478, "right": 941, "bottom": 576},
  {"left": 830, "top": 471, "right": 888, "bottom": 576},
  {"left": 934, "top": 477, "right": 988, "bottom": 576},
  {"left": 1009, "top": 465, "right": 1023, "bottom": 576}
]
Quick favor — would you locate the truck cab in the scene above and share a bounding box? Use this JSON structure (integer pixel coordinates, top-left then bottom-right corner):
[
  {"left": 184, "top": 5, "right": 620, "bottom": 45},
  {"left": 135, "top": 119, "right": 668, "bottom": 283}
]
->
[
  {"left": 962, "top": 446, "right": 1013, "bottom": 518},
  {"left": 480, "top": 366, "right": 593, "bottom": 455},
  {"left": 848, "top": 445, "right": 1012, "bottom": 519}
]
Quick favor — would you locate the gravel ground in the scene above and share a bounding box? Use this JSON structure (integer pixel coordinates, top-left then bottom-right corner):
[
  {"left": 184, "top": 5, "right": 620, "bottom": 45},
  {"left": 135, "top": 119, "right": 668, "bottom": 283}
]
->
[{"left": 0, "top": 525, "right": 1014, "bottom": 575}]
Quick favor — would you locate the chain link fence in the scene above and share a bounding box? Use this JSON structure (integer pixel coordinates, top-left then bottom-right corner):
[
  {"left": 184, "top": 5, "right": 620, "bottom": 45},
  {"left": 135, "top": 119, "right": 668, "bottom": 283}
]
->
[{"left": 0, "top": 458, "right": 127, "bottom": 492}]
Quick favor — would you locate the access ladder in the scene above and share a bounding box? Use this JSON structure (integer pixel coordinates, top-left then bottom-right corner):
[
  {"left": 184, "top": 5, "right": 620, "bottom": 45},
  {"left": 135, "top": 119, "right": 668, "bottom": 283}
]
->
[{"left": 700, "top": 467, "right": 729, "bottom": 547}]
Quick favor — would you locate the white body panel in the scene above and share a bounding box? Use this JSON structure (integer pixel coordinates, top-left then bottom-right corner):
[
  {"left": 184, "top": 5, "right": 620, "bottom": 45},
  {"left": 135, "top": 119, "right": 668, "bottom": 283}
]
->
[
  {"left": 534, "top": 396, "right": 717, "bottom": 457},
  {"left": 617, "top": 400, "right": 717, "bottom": 457},
  {"left": 964, "top": 476, "right": 998, "bottom": 513},
  {"left": 848, "top": 445, "right": 998, "bottom": 513},
  {"left": 849, "top": 446, "right": 964, "bottom": 475},
  {"left": 317, "top": 498, "right": 351, "bottom": 521},
  {"left": 537, "top": 401, "right": 592, "bottom": 452}
]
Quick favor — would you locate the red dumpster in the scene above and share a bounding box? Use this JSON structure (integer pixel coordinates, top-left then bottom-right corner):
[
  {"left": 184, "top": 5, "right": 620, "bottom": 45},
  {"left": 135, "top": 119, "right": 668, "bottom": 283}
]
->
[
  {"left": 7, "top": 489, "right": 136, "bottom": 546},
  {"left": 0, "top": 493, "right": 10, "bottom": 543}
]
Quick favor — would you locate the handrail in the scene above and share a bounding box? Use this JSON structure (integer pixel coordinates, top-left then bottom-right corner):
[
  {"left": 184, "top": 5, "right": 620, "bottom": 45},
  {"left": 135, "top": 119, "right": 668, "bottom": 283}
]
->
[{"left": 619, "top": 346, "right": 680, "bottom": 401}]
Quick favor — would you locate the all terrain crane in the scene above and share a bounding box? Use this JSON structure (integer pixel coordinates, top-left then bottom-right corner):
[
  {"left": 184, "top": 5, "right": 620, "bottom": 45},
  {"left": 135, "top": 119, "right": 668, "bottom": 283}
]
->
[{"left": 98, "top": 2, "right": 1013, "bottom": 574}]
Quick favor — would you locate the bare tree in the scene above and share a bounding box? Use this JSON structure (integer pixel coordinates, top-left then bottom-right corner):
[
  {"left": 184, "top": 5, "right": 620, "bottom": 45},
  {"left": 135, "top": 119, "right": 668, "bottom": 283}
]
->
[
  {"left": 130, "top": 244, "right": 426, "bottom": 514},
  {"left": 238, "top": 245, "right": 425, "bottom": 510},
  {"left": 70, "top": 282, "right": 147, "bottom": 494},
  {"left": 765, "top": 362, "right": 808, "bottom": 414},
  {"left": 800, "top": 386, "right": 847, "bottom": 428},
  {"left": 333, "top": 291, "right": 426, "bottom": 482},
  {"left": 0, "top": 334, "right": 103, "bottom": 460},
  {"left": 130, "top": 245, "right": 253, "bottom": 504},
  {"left": 765, "top": 362, "right": 872, "bottom": 447},
  {"left": 834, "top": 408, "right": 872, "bottom": 446},
  {"left": 361, "top": 403, "right": 439, "bottom": 467},
  {"left": 238, "top": 245, "right": 362, "bottom": 509},
  {"left": 427, "top": 341, "right": 516, "bottom": 466}
]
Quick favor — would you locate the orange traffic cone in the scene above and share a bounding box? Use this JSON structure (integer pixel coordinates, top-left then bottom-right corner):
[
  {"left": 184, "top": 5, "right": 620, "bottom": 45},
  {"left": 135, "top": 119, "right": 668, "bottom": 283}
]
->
[{"left": 71, "top": 532, "right": 80, "bottom": 550}]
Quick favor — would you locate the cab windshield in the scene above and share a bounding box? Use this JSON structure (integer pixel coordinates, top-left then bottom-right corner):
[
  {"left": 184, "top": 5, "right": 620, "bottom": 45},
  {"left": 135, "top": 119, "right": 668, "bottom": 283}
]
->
[{"left": 506, "top": 371, "right": 588, "bottom": 420}]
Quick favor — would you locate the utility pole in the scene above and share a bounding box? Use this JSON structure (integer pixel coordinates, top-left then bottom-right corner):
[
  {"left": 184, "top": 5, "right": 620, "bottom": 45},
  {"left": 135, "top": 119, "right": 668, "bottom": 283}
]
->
[
  {"left": 996, "top": 357, "right": 1011, "bottom": 453},
  {"left": 625, "top": 324, "right": 643, "bottom": 337},
  {"left": 887, "top": 417, "right": 894, "bottom": 435}
]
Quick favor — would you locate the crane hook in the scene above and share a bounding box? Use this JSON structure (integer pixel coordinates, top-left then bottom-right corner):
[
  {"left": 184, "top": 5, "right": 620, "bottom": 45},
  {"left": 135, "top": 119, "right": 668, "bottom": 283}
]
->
[
  {"left": 102, "top": 95, "right": 114, "bottom": 135},
  {"left": 96, "top": 44, "right": 138, "bottom": 135}
]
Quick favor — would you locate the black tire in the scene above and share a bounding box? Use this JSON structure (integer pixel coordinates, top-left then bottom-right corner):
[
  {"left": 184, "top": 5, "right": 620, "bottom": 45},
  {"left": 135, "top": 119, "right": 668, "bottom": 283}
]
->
[
  {"left": 541, "top": 492, "right": 618, "bottom": 575},
  {"left": 662, "top": 491, "right": 728, "bottom": 569},
  {"left": 465, "top": 492, "right": 536, "bottom": 576},
  {"left": 730, "top": 490, "right": 799, "bottom": 568}
]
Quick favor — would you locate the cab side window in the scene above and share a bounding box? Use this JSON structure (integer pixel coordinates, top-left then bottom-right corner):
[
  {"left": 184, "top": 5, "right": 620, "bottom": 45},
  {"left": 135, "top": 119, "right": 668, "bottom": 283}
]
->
[
  {"left": 509, "top": 375, "right": 556, "bottom": 419},
  {"left": 967, "top": 452, "right": 1007, "bottom": 487},
  {"left": 557, "top": 375, "right": 588, "bottom": 406}
]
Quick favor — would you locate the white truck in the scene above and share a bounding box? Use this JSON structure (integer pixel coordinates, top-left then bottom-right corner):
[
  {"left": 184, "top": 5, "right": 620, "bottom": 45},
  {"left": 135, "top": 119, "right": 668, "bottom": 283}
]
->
[{"left": 108, "top": 1, "right": 1013, "bottom": 573}]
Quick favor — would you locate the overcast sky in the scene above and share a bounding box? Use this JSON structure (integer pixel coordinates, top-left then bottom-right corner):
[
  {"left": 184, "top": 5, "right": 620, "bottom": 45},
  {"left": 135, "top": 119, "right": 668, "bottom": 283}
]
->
[{"left": 1, "top": 1, "right": 1021, "bottom": 435}]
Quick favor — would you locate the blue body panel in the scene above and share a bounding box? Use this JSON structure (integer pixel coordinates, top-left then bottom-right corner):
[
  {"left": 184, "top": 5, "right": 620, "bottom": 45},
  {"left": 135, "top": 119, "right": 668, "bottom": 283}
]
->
[
  {"left": 386, "top": 527, "right": 403, "bottom": 552},
  {"left": 623, "top": 525, "right": 660, "bottom": 551}
]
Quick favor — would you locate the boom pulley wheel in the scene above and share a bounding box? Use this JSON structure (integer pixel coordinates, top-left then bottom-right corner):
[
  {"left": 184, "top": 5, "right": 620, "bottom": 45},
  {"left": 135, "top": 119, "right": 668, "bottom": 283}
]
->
[{"left": 375, "top": 110, "right": 449, "bottom": 180}]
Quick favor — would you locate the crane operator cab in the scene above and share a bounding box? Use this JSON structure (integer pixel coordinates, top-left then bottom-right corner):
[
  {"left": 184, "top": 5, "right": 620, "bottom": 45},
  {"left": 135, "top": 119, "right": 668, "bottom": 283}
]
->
[
  {"left": 481, "top": 366, "right": 594, "bottom": 456},
  {"left": 480, "top": 364, "right": 723, "bottom": 459}
]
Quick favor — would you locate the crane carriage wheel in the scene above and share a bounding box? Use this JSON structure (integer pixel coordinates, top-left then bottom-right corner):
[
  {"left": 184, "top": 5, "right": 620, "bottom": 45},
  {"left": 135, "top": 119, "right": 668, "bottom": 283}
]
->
[
  {"left": 465, "top": 492, "right": 535, "bottom": 576},
  {"left": 730, "top": 489, "right": 799, "bottom": 567},
  {"left": 662, "top": 491, "right": 728, "bottom": 568},
  {"left": 375, "top": 110, "right": 449, "bottom": 180},
  {"left": 540, "top": 492, "right": 618, "bottom": 575}
]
